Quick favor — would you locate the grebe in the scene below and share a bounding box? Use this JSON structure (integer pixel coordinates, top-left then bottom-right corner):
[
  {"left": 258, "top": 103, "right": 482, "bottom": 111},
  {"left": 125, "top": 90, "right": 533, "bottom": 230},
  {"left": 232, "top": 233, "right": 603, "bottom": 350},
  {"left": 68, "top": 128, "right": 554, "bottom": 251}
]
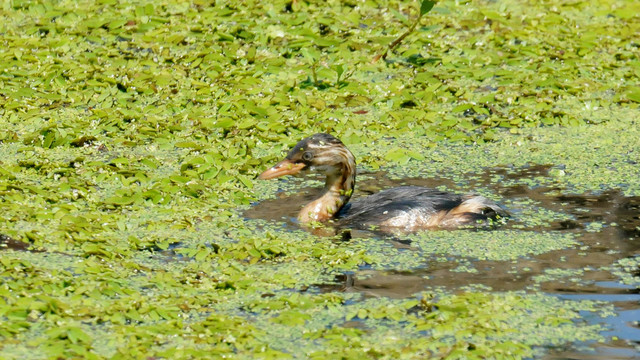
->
[{"left": 259, "top": 134, "right": 507, "bottom": 232}]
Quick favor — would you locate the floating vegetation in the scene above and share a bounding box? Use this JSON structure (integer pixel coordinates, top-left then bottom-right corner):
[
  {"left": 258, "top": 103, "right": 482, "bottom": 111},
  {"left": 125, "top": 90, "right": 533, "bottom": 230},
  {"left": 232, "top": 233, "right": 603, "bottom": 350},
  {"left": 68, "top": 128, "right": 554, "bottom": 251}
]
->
[
  {"left": 610, "top": 257, "right": 640, "bottom": 287},
  {"left": 409, "top": 230, "right": 578, "bottom": 262},
  {"left": 1, "top": 0, "right": 639, "bottom": 357}
]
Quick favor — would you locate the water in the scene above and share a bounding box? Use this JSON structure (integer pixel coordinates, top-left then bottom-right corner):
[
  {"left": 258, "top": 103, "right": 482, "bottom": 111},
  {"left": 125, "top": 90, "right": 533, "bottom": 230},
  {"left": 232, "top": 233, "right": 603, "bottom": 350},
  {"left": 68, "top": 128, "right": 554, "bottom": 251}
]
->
[{"left": 246, "top": 166, "right": 640, "bottom": 358}]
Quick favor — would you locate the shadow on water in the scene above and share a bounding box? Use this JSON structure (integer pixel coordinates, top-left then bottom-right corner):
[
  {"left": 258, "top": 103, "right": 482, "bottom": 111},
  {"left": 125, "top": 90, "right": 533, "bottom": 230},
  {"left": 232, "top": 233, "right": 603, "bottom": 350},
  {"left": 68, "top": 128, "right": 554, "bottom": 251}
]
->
[
  {"left": 0, "top": 233, "right": 32, "bottom": 251},
  {"left": 245, "top": 166, "right": 640, "bottom": 359}
]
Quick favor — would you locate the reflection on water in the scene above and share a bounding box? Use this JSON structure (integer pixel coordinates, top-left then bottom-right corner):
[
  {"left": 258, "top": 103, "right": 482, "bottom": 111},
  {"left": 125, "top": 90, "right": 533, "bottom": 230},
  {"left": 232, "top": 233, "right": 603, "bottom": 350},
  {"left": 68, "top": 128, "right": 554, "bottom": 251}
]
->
[{"left": 246, "top": 166, "right": 640, "bottom": 359}]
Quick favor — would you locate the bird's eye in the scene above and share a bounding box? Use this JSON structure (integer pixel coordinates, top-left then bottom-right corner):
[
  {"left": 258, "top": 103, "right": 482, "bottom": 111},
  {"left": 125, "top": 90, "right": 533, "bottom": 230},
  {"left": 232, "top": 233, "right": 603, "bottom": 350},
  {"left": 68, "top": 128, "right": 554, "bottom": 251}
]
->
[{"left": 302, "top": 152, "right": 313, "bottom": 161}]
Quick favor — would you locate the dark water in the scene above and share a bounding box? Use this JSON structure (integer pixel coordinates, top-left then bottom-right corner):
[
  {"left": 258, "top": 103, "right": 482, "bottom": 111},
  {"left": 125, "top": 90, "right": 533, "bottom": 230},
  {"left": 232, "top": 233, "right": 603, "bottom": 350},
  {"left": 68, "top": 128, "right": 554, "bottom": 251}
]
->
[{"left": 246, "top": 166, "right": 640, "bottom": 359}]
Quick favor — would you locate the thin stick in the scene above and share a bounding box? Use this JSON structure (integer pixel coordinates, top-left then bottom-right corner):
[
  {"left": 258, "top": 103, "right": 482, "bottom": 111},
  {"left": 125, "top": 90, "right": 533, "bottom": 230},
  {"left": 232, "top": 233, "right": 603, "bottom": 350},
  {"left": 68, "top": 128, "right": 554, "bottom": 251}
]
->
[{"left": 373, "top": 1, "right": 435, "bottom": 63}]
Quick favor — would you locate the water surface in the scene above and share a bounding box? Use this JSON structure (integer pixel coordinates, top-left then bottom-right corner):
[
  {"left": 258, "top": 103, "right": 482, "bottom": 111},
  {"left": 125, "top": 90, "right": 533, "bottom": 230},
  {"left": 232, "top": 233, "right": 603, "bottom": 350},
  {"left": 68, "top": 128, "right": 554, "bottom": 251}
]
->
[{"left": 246, "top": 166, "right": 640, "bottom": 358}]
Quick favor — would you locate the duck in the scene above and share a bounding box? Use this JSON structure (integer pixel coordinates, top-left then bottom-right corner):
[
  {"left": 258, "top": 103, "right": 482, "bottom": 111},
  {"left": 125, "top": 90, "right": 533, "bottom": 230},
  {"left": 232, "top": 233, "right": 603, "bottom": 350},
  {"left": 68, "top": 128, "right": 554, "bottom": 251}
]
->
[{"left": 259, "top": 133, "right": 507, "bottom": 232}]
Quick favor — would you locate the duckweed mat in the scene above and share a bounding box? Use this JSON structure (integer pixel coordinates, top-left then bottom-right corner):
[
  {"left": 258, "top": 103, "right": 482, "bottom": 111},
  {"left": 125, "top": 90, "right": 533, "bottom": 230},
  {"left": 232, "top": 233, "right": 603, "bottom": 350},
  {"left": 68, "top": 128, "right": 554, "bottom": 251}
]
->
[{"left": 2, "top": 0, "right": 640, "bottom": 358}]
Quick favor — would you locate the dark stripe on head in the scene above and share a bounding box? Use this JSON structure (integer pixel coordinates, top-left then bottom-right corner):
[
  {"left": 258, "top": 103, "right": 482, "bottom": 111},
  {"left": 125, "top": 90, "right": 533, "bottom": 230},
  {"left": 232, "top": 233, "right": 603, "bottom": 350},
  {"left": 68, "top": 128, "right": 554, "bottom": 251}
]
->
[{"left": 286, "top": 133, "right": 344, "bottom": 160}]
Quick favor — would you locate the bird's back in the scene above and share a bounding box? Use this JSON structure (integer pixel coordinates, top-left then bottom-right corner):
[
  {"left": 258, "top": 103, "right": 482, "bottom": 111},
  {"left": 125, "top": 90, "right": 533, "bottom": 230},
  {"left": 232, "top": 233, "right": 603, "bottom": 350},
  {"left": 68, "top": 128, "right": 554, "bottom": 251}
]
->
[{"left": 338, "top": 186, "right": 507, "bottom": 232}]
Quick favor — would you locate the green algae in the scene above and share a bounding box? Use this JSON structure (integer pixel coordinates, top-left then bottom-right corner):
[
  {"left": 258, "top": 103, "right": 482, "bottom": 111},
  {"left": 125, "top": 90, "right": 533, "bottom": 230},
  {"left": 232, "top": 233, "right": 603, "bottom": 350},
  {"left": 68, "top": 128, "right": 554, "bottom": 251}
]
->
[
  {"left": 347, "top": 229, "right": 578, "bottom": 271},
  {"left": 610, "top": 257, "right": 640, "bottom": 287},
  {"left": 410, "top": 230, "right": 578, "bottom": 262},
  {"left": 505, "top": 198, "right": 574, "bottom": 229},
  {"left": 234, "top": 292, "right": 609, "bottom": 359},
  {"left": 1, "top": 0, "right": 638, "bottom": 358},
  {"left": 531, "top": 268, "right": 588, "bottom": 286},
  {"left": 370, "top": 113, "right": 640, "bottom": 197}
]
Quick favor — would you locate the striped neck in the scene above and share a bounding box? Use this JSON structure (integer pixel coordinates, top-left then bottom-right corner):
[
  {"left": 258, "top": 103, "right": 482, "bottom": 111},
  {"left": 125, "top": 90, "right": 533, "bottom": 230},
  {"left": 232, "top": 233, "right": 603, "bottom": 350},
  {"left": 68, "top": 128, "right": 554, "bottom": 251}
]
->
[{"left": 298, "top": 146, "right": 356, "bottom": 223}]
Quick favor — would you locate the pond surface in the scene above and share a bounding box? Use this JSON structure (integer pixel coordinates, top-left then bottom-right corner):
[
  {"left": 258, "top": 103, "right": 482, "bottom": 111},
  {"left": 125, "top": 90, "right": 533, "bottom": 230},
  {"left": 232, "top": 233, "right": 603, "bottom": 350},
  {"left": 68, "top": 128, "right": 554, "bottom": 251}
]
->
[{"left": 246, "top": 166, "right": 640, "bottom": 359}]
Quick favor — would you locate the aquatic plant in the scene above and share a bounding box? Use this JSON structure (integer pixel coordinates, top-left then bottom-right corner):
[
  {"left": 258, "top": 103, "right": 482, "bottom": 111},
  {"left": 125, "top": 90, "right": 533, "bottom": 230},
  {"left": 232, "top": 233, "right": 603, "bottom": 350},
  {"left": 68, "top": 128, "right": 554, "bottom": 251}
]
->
[{"left": 1, "top": 0, "right": 638, "bottom": 358}]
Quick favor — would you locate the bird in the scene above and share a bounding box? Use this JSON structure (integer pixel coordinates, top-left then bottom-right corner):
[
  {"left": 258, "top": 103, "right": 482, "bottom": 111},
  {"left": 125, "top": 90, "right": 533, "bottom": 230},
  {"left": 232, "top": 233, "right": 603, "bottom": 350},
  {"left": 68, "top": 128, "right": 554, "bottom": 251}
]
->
[{"left": 259, "top": 133, "right": 508, "bottom": 232}]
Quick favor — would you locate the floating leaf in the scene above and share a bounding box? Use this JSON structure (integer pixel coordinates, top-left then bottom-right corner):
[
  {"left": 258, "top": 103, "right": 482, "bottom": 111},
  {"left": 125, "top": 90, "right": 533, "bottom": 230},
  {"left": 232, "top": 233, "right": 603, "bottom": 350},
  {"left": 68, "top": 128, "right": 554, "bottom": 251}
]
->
[
  {"left": 625, "top": 87, "right": 640, "bottom": 103},
  {"left": 384, "top": 148, "right": 411, "bottom": 164},
  {"left": 420, "top": 0, "right": 437, "bottom": 16},
  {"left": 104, "top": 196, "right": 134, "bottom": 206}
]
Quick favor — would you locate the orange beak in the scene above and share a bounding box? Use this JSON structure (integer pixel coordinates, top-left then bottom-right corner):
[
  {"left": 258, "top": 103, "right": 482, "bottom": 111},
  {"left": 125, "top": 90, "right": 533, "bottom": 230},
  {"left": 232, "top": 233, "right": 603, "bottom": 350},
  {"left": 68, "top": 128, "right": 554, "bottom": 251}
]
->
[{"left": 258, "top": 159, "right": 307, "bottom": 180}]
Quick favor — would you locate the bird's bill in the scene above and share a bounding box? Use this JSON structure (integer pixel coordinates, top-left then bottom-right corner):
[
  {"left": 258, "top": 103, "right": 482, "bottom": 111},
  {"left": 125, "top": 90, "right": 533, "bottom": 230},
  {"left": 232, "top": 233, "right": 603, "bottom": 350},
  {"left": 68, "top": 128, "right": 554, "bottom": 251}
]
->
[{"left": 258, "top": 160, "right": 306, "bottom": 180}]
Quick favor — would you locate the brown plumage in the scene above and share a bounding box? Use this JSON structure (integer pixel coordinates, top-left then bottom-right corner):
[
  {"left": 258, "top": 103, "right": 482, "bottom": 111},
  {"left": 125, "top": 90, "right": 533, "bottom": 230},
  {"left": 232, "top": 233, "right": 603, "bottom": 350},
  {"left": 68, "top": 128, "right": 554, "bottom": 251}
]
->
[{"left": 259, "top": 133, "right": 508, "bottom": 232}]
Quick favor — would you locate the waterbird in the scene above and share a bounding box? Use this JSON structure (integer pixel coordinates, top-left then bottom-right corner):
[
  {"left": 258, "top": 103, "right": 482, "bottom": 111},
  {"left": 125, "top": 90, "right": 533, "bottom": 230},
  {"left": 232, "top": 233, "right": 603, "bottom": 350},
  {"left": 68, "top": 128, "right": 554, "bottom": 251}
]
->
[{"left": 259, "top": 134, "right": 507, "bottom": 232}]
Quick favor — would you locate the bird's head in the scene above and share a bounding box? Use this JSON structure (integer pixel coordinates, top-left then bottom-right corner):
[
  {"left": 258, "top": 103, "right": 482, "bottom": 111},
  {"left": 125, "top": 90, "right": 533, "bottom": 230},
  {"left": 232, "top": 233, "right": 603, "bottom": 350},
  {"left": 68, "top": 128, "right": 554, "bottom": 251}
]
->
[{"left": 259, "top": 133, "right": 355, "bottom": 180}]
